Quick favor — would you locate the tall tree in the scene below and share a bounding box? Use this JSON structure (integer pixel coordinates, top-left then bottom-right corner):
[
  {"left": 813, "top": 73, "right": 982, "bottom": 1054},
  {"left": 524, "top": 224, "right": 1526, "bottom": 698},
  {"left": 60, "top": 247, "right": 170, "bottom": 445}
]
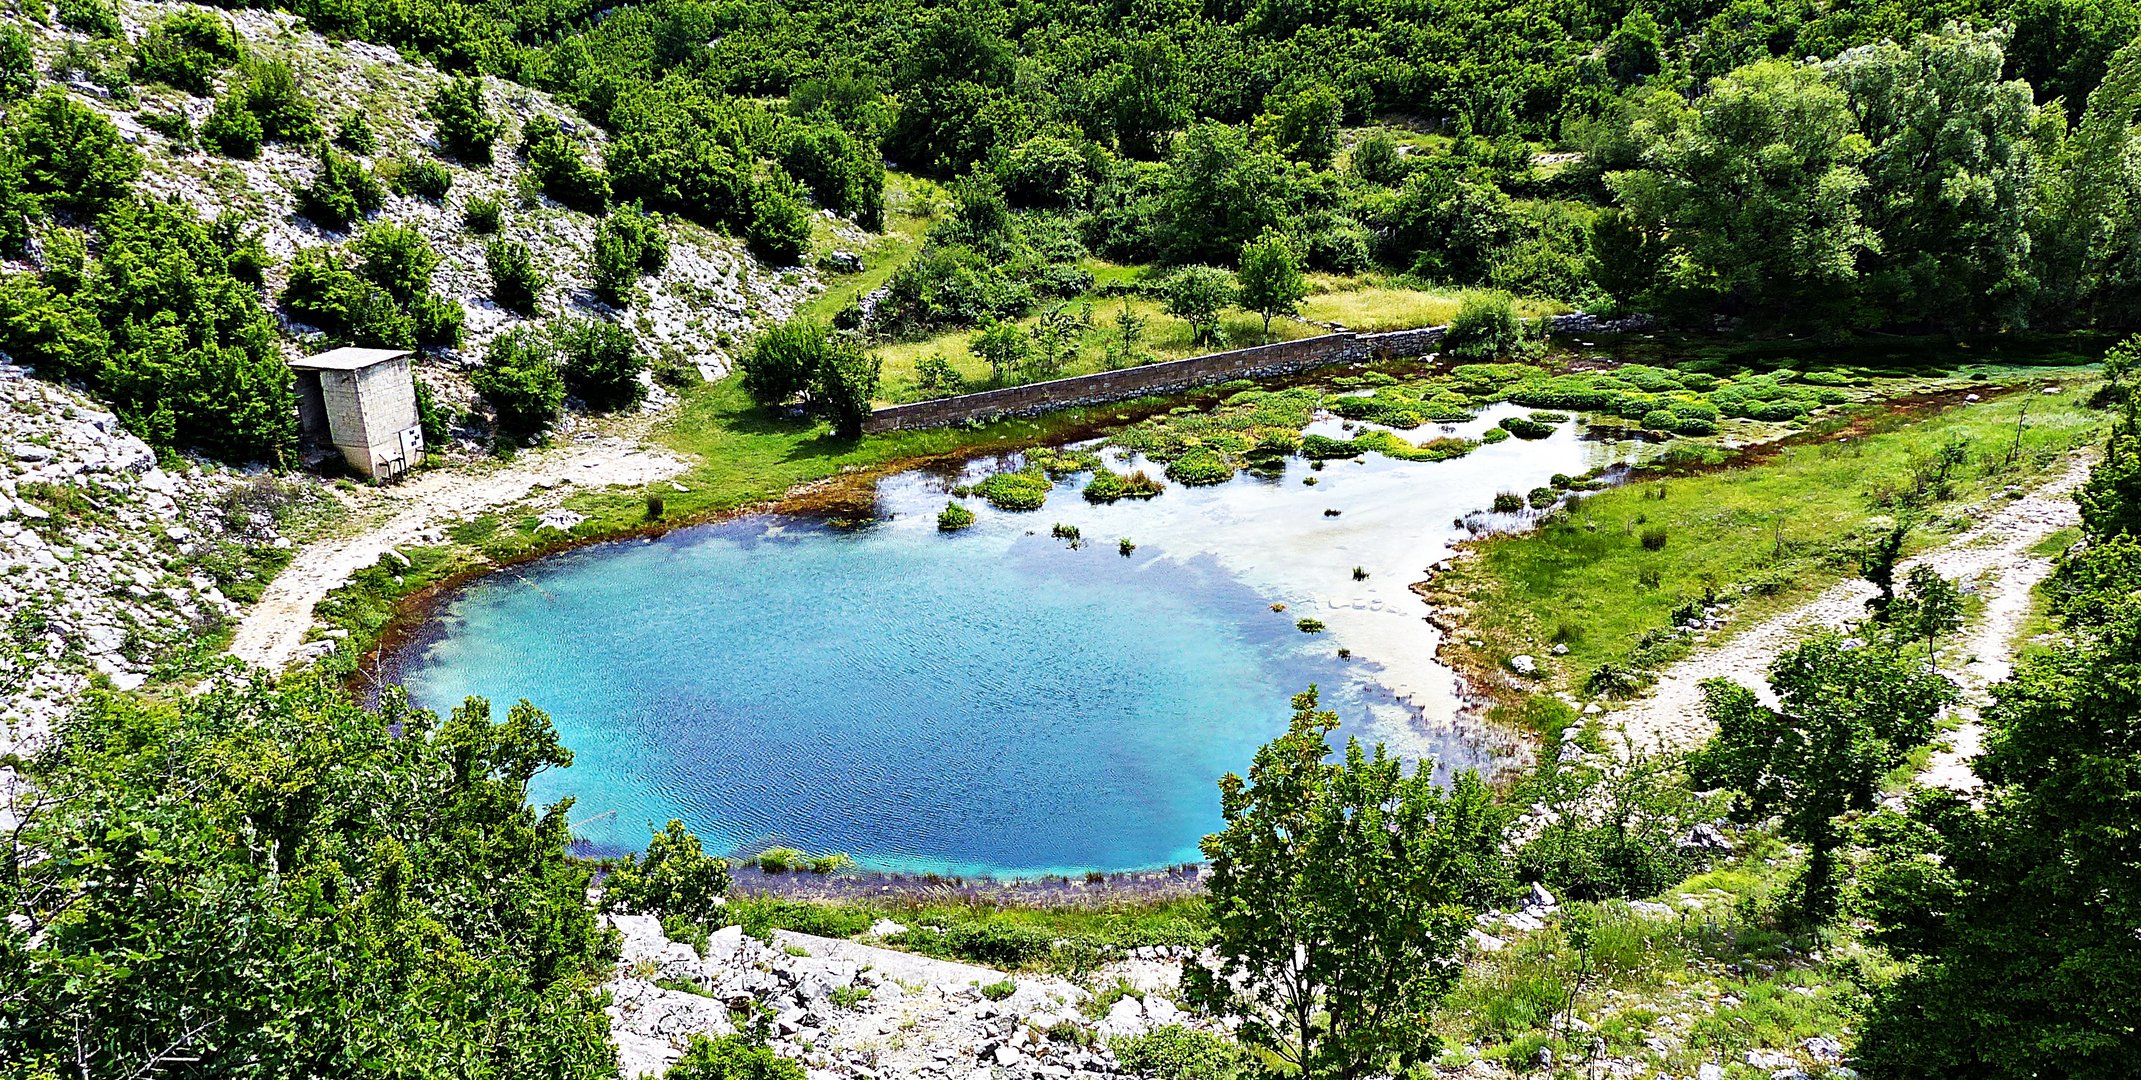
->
[
  {"left": 1607, "top": 59, "right": 1876, "bottom": 325},
  {"left": 1692, "top": 630, "right": 1955, "bottom": 919},
  {"left": 1827, "top": 26, "right": 2041, "bottom": 328},
  {"left": 1187, "top": 688, "right": 1502, "bottom": 1078},
  {"left": 1236, "top": 230, "right": 1308, "bottom": 337}
]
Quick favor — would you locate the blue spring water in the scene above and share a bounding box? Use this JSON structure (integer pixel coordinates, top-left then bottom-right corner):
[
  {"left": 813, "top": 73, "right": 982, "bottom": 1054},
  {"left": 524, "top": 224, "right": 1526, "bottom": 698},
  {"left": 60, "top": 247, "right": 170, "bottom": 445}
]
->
[{"left": 393, "top": 405, "right": 1640, "bottom": 876}]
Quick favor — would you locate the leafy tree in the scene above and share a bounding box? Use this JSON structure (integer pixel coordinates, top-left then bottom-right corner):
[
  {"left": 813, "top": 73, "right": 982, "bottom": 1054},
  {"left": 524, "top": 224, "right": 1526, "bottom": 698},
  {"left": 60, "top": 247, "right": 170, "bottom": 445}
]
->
[
  {"left": 13, "top": 89, "right": 141, "bottom": 218},
  {"left": 1607, "top": 62, "right": 1875, "bottom": 324},
  {"left": 813, "top": 332, "right": 880, "bottom": 439},
  {"left": 1161, "top": 265, "right": 1235, "bottom": 347},
  {"left": 1236, "top": 230, "right": 1307, "bottom": 337},
  {"left": 131, "top": 9, "right": 244, "bottom": 94},
  {"left": 1692, "top": 631, "right": 1956, "bottom": 919},
  {"left": 486, "top": 238, "right": 547, "bottom": 315},
  {"left": 474, "top": 325, "right": 565, "bottom": 442},
  {"left": 591, "top": 203, "right": 669, "bottom": 306},
  {"left": 1104, "top": 37, "right": 1190, "bottom": 160},
  {"left": 1262, "top": 83, "right": 1342, "bottom": 168},
  {"left": 740, "top": 319, "right": 826, "bottom": 406},
  {"left": 1187, "top": 687, "right": 1500, "bottom": 1077},
  {"left": 884, "top": 7, "right": 1022, "bottom": 176},
  {"left": 429, "top": 76, "right": 501, "bottom": 164},
  {"left": 1860, "top": 433, "right": 2141, "bottom": 1076},
  {"left": 603, "top": 819, "right": 731, "bottom": 926},
  {"left": 1602, "top": 11, "right": 1663, "bottom": 83},
  {"left": 997, "top": 134, "right": 1094, "bottom": 211},
  {"left": 0, "top": 676, "right": 616, "bottom": 1078},
  {"left": 1890, "top": 565, "right": 1964, "bottom": 668},
  {"left": 778, "top": 120, "right": 884, "bottom": 229},
  {"left": 1160, "top": 123, "right": 1288, "bottom": 265},
  {"left": 970, "top": 317, "right": 1032, "bottom": 383},
  {"left": 1827, "top": 26, "right": 2041, "bottom": 328},
  {"left": 555, "top": 316, "right": 646, "bottom": 411},
  {"left": 1586, "top": 208, "right": 1660, "bottom": 306}
]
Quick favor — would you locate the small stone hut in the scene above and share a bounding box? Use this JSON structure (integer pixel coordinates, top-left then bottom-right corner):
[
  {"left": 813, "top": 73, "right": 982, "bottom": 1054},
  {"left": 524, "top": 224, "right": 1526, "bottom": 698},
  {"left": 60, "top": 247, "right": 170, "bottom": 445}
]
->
[{"left": 291, "top": 347, "right": 424, "bottom": 481}]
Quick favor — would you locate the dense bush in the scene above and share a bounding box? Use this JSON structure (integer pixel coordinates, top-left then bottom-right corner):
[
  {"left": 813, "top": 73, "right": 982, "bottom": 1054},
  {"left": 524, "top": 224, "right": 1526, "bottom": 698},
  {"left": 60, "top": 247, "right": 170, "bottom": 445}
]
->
[
  {"left": 429, "top": 76, "right": 500, "bottom": 163},
  {"left": 666, "top": 1033, "right": 804, "bottom": 1080},
  {"left": 0, "top": 677, "right": 617, "bottom": 1079},
  {"left": 486, "top": 238, "right": 546, "bottom": 315},
  {"left": 383, "top": 155, "right": 454, "bottom": 200},
  {"left": 298, "top": 147, "right": 386, "bottom": 230},
  {"left": 14, "top": 89, "right": 140, "bottom": 218},
  {"left": 520, "top": 114, "right": 609, "bottom": 213},
  {"left": 778, "top": 119, "right": 883, "bottom": 229},
  {"left": 1443, "top": 291, "right": 1533, "bottom": 361},
  {"left": 54, "top": 0, "right": 122, "bottom": 38},
  {"left": 465, "top": 195, "right": 503, "bottom": 233},
  {"left": 602, "top": 819, "right": 730, "bottom": 927},
  {"left": 205, "top": 58, "right": 319, "bottom": 155},
  {"left": 473, "top": 325, "right": 565, "bottom": 442},
  {"left": 334, "top": 111, "right": 377, "bottom": 154},
  {"left": 132, "top": 9, "right": 244, "bottom": 94},
  {"left": 590, "top": 203, "right": 668, "bottom": 306},
  {"left": 0, "top": 26, "right": 31, "bottom": 103},
  {"left": 745, "top": 172, "right": 813, "bottom": 264},
  {"left": 555, "top": 316, "right": 646, "bottom": 411}
]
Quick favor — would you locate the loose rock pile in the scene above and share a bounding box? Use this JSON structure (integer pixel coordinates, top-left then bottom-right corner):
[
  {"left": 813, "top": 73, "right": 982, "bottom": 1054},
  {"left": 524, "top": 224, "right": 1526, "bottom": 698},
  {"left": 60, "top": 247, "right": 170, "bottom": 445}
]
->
[{"left": 603, "top": 913, "right": 1223, "bottom": 1080}]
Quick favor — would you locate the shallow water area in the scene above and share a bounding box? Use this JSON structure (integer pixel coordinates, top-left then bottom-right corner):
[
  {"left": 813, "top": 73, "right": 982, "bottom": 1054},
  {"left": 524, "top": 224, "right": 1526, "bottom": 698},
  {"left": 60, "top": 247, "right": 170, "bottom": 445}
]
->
[{"left": 392, "top": 403, "right": 1650, "bottom": 877}]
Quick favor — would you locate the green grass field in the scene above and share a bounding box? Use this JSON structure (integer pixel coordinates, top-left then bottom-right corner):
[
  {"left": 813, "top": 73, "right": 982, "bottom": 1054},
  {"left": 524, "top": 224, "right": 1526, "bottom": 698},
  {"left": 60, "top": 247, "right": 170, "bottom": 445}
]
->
[{"left": 1434, "top": 377, "right": 2108, "bottom": 700}]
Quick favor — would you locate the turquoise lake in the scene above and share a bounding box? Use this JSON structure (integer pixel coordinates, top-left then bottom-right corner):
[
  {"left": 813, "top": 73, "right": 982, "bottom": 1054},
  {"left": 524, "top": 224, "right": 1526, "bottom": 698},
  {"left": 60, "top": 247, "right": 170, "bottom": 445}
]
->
[{"left": 393, "top": 404, "right": 1647, "bottom": 876}]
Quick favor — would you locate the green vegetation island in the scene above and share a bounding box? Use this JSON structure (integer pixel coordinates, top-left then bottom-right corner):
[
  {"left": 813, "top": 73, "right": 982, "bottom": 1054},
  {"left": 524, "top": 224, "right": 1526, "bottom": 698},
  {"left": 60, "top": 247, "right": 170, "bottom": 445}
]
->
[{"left": 1, "top": 1, "right": 2139, "bottom": 1079}]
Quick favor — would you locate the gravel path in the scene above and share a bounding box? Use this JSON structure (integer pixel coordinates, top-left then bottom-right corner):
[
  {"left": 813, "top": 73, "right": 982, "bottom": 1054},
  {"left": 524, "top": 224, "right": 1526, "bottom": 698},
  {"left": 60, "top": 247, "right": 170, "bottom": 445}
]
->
[
  {"left": 229, "top": 436, "right": 687, "bottom": 670},
  {"left": 1609, "top": 452, "right": 2093, "bottom": 761}
]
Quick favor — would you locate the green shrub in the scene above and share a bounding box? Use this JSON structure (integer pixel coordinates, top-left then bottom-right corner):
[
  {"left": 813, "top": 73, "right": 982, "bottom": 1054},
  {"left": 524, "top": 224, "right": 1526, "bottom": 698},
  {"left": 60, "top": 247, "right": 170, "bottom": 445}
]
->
[
  {"left": 472, "top": 325, "right": 563, "bottom": 442},
  {"left": 1111, "top": 1026, "right": 1252, "bottom": 1080},
  {"left": 334, "top": 111, "right": 377, "bottom": 155},
  {"left": 972, "top": 469, "right": 1052, "bottom": 511},
  {"left": 1492, "top": 492, "right": 1525, "bottom": 513},
  {"left": 138, "top": 110, "right": 196, "bottom": 148},
  {"left": 807, "top": 852, "right": 854, "bottom": 874},
  {"left": 746, "top": 173, "right": 812, "bottom": 264},
  {"left": 740, "top": 320, "right": 824, "bottom": 406},
  {"left": 979, "top": 979, "right": 1017, "bottom": 1002},
  {"left": 1640, "top": 525, "right": 1668, "bottom": 551},
  {"left": 486, "top": 239, "right": 545, "bottom": 315},
  {"left": 664, "top": 1033, "right": 804, "bottom": 1080},
  {"left": 0, "top": 25, "right": 34, "bottom": 102},
  {"left": 1444, "top": 291, "right": 1535, "bottom": 361},
  {"left": 298, "top": 147, "right": 386, "bottom": 230},
  {"left": 1164, "top": 448, "right": 1234, "bottom": 486},
  {"left": 1296, "top": 617, "right": 1326, "bottom": 633},
  {"left": 602, "top": 819, "right": 732, "bottom": 927},
  {"left": 938, "top": 501, "right": 976, "bottom": 530},
  {"left": 464, "top": 196, "right": 502, "bottom": 234},
  {"left": 132, "top": 9, "right": 244, "bottom": 94},
  {"left": 555, "top": 317, "right": 646, "bottom": 411},
  {"left": 592, "top": 204, "right": 669, "bottom": 306},
  {"left": 15, "top": 90, "right": 141, "bottom": 218},
  {"left": 202, "top": 93, "right": 263, "bottom": 158},
  {"left": 428, "top": 76, "right": 499, "bottom": 163},
  {"left": 1527, "top": 486, "right": 1557, "bottom": 509},
  {"left": 54, "top": 0, "right": 122, "bottom": 39},
  {"left": 384, "top": 156, "right": 454, "bottom": 200},
  {"left": 350, "top": 222, "right": 438, "bottom": 302},
  {"left": 520, "top": 114, "right": 609, "bottom": 213}
]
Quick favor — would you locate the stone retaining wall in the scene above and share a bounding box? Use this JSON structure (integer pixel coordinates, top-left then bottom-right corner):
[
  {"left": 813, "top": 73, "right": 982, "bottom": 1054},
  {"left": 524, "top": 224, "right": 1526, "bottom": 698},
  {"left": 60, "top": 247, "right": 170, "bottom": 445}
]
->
[{"left": 861, "top": 313, "right": 1644, "bottom": 434}]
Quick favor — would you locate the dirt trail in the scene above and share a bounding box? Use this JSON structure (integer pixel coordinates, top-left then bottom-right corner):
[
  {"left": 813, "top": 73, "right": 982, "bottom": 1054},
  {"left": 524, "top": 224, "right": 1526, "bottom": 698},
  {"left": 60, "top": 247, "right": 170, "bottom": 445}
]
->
[
  {"left": 229, "top": 436, "right": 687, "bottom": 671},
  {"left": 1609, "top": 452, "right": 2093, "bottom": 763}
]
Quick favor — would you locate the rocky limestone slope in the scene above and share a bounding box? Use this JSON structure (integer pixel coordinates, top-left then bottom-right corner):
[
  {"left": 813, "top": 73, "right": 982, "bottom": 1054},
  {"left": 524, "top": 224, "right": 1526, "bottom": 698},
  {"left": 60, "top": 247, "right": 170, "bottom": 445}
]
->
[
  {"left": 0, "top": 363, "right": 317, "bottom": 756},
  {"left": 22, "top": 1, "right": 828, "bottom": 399}
]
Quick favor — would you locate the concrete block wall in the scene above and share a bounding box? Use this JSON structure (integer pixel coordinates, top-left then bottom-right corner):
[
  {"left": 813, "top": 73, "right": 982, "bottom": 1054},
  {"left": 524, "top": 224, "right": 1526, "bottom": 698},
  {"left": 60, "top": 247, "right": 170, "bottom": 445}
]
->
[{"left": 858, "top": 314, "right": 1647, "bottom": 435}]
